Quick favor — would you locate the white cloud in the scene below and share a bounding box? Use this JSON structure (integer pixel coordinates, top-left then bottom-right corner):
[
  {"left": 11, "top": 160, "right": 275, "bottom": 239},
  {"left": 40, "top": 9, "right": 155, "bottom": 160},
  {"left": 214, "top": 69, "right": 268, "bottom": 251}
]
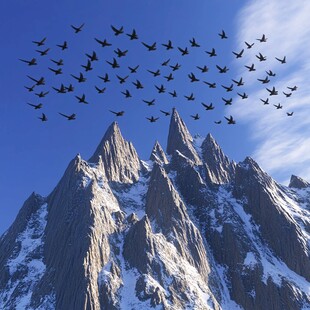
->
[{"left": 228, "top": 0, "right": 310, "bottom": 184}]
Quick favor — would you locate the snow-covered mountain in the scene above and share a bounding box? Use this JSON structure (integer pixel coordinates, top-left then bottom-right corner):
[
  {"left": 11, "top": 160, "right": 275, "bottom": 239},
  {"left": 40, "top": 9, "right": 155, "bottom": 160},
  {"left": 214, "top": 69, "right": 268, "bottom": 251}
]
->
[{"left": 0, "top": 108, "right": 309, "bottom": 310}]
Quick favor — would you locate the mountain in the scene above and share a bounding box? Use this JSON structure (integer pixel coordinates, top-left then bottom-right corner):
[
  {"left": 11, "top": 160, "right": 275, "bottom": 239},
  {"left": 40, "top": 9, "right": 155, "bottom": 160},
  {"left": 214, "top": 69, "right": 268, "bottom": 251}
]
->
[{"left": 0, "top": 108, "right": 309, "bottom": 310}]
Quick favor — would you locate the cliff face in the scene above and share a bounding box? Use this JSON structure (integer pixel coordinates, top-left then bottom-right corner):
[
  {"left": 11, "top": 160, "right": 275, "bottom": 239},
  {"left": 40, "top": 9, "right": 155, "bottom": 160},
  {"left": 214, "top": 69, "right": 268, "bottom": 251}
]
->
[{"left": 0, "top": 109, "right": 309, "bottom": 310}]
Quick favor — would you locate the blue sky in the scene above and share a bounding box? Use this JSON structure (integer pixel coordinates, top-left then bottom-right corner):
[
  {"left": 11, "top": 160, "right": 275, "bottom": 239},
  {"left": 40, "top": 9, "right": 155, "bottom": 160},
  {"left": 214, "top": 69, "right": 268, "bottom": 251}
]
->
[{"left": 1, "top": 0, "right": 309, "bottom": 234}]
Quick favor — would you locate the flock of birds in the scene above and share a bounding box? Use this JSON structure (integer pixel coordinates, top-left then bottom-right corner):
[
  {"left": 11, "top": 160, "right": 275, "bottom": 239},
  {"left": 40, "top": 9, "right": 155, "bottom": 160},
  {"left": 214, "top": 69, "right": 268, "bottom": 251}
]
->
[{"left": 20, "top": 24, "right": 298, "bottom": 125}]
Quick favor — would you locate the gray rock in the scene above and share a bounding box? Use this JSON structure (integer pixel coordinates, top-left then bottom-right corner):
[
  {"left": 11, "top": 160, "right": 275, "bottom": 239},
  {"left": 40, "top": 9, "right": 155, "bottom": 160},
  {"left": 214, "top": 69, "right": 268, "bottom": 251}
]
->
[
  {"left": 289, "top": 174, "right": 310, "bottom": 189},
  {"left": 149, "top": 140, "right": 168, "bottom": 165}
]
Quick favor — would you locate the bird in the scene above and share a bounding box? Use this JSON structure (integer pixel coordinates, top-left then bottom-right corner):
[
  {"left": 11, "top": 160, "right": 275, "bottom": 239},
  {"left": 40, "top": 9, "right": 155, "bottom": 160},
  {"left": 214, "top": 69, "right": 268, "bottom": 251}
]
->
[
  {"left": 48, "top": 67, "right": 62, "bottom": 75},
  {"left": 36, "top": 48, "right": 50, "bottom": 56},
  {"left": 75, "top": 94, "right": 88, "bottom": 104},
  {"left": 225, "top": 115, "right": 236, "bottom": 124},
  {"left": 35, "top": 91, "right": 49, "bottom": 98},
  {"left": 287, "top": 86, "right": 298, "bottom": 91},
  {"left": 164, "top": 73, "right": 174, "bottom": 82},
  {"left": 222, "top": 97, "right": 233, "bottom": 105},
  {"left": 162, "top": 40, "right": 173, "bottom": 50},
  {"left": 147, "top": 69, "right": 160, "bottom": 77},
  {"left": 121, "top": 89, "right": 132, "bottom": 98},
  {"left": 71, "top": 73, "right": 86, "bottom": 83},
  {"left": 256, "top": 52, "right": 267, "bottom": 61},
  {"left": 57, "top": 41, "right": 68, "bottom": 50},
  {"left": 266, "top": 86, "right": 278, "bottom": 96},
  {"left": 32, "top": 37, "right": 46, "bottom": 46},
  {"left": 257, "top": 34, "right": 267, "bottom": 42},
  {"left": 170, "top": 63, "right": 181, "bottom": 71},
  {"left": 59, "top": 112, "right": 76, "bottom": 120},
  {"left": 214, "top": 120, "right": 222, "bottom": 124},
  {"left": 52, "top": 83, "right": 67, "bottom": 93},
  {"left": 266, "top": 70, "right": 276, "bottom": 77},
  {"left": 39, "top": 113, "right": 48, "bottom": 121},
  {"left": 216, "top": 65, "right": 229, "bottom": 73},
  {"left": 143, "top": 99, "right": 156, "bottom": 106},
  {"left": 71, "top": 23, "right": 85, "bottom": 33},
  {"left": 257, "top": 76, "right": 270, "bottom": 84},
  {"left": 81, "top": 60, "right": 93, "bottom": 72},
  {"left": 116, "top": 75, "right": 129, "bottom": 84},
  {"left": 27, "top": 102, "right": 42, "bottom": 109},
  {"left": 238, "top": 92, "right": 248, "bottom": 99},
  {"left": 206, "top": 48, "right": 217, "bottom": 57},
  {"left": 274, "top": 103, "right": 283, "bottom": 109},
  {"left": 86, "top": 51, "right": 98, "bottom": 61},
  {"left": 114, "top": 48, "right": 128, "bottom": 58},
  {"left": 50, "top": 58, "right": 63, "bottom": 66},
  {"left": 232, "top": 77, "right": 244, "bottom": 86},
  {"left": 218, "top": 30, "right": 228, "bottom": 39},
  {"left": 160, "top": 110, "right": 170, "bottom": 116},
  {"left": 94, "top": 38, "right": 112, "bottom": 47},
  {"left": 66, "top": 84, "right": 74, "bottom": 92},
  {"left": 245, "top": 41, "right": 254, "bottom": 49},
  {"left": 128, "top": 65, "right": 139, "bottom": 73},
  {"left": 24, "top": 85, "right": 35, "bottom": 92},
  {"left": 132, "top": 80, "right": 144, "bottom": 89},
  {"left": 111, "top": 25, "right": 124, "bottom": 36},
  {"left": 188, "top": 72, "right": 199, "bottom": 82},
  {"left": 106, "top": 58, "right": 120, "bottom": 68},
  {"left": 146, "top": 116, "right": 159, "bottom": 122},
  {"left": 283, "top": 92, "right": 292, "bottom": 97},
  {"left": 191, "top": 113, "right": 200, "bottom": 120},
  {"left": 27, "top": 75, "right": 45, "bottom": 86},
  {"left": 245, "top": 64, "right": 256, "bottom": 72},
  {"left": 19, "top": 58, "right": 37, "bottom": 66},
  {"left": 142, "top": 42, "right": 156, "bottom": 51},
  {"left": 95, "top": 86, "right": 106, "bottom": 94},
  {"left": 126, "top": 29, "right": 138, "bottom": 40},
  {"left": 201, "top": 102, "right": 215, "bottom": 110},
  {"left": 189, "top": 38, "right": 200, "bottom": 47},
  {"left": 178, "top": 47, "right": 189, "bottom": 56},
  {"left": 204, "top": 81, "right": 216, "bottom": 88},
  {"left": 197, "top": 65, "right": 209, "bottom": 73},
  {"left": 161, "top": 59, "right": 170, "bottom": 66},
  {"left": 184, "top": 93, "right": 195, "bottom": 101},
  {"left": 287, "top": 112, "right": 294, "bottom": 116},
  {"left": 169, "top": 90, "right": 177, "bottom": 97},
  {"left": 221, "top": 84, "right": 234, "bottom": 92},
  {"left": 233, "top": 49, "right": 244, "bottom": 58},
  {"left": 275, "top": 56, "right": 286, "bottom": 64},
  {"left": 110, "top": 110, "right": 124, "bottom": 116},
  {"left": 98, "top": 74, "right": 110, "bottom": 83},
  {"left": 260, "top": 98, "right": 269, "bottom": 105},
  {"left": 155, "top": 84, "right": 165, "bottom": 93}
]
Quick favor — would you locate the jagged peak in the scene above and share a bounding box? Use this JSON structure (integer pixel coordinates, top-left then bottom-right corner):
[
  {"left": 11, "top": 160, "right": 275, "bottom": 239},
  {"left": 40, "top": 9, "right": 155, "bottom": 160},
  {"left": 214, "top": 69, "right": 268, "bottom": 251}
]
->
[
  {"left": 166, "top": 108, "right": 201, "bottom": 164},
  {"left": 102, "top": 121, "right": 121, "bottom": 142},
  {"left": 150, "top": 140, "right": 168, "bottom": 164},
  {"left": 289, "top": 175, "right": 310, "bottom": 189}
]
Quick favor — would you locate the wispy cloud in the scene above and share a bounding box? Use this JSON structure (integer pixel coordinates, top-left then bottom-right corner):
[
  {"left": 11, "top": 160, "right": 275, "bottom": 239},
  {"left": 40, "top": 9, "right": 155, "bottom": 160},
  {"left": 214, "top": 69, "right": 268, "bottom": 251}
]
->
[{"left": 228, "top": 0, "right": 310, "bottom": 184}]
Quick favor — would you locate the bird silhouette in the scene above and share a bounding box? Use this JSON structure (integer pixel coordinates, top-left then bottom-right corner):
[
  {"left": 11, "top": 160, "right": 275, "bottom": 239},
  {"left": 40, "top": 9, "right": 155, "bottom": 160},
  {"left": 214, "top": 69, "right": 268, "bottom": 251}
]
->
[
  {"left": 257, "top": 76, "right": 270, "bottom": 84},
  {"left": 116, "top": 75, "right": 129, "bottom": 84},
  {"left": 71, "top": 72, "right": 86, "bottom": 83},
  {"left": 260, "top": 98, "right": 269, "bottom": 105},
  {"left": 275, "top": 56, "right": 286, "bottom": 64},
  {"left": 287, "top": 86, "right": 298, "bottom": 91},
  {"left": 160, "top": 110, "right": 170, "bottom": 116},
  {"left": 71, "top": 23, "right": 84, "bottom": 33},
  {"left": 245, "top": 64, "right": 256, "bottom": 72},
  {"left": 24, "top": 85, "right": 35, "bottom": 92},
  {"left": 95, "top": 86, "right": 106, "bottom": 94},
  {"left": 126, "top": 29, "right": 138, "bottom": 40},
  {"left": 50, "top": 58, "right": 63, "bottom": 66},
  {"left": 94, "top": 38, "right": 112, "bottom": 47},
  {"left": 201, "top": 102, "right": 215, "bottom": 110},
  {"left": 170, "top": 63, "right": 181, "bottom": 71},
  {"left": 143, "top": 99, "right": 156, "bottom": 106},
  {"left": 218, "top": 30, "right": 228, "bottom": 39},
  {"left": 232, "top": 77, "right": 244, "bottom": 86},
  {"left": 256, "top": 52, "right": 267, "bottom": 61},
  {"left": 59, "top": 112, "right": 76, "bottom": 120},
  {"left": 266, "top": 70, "right": 276, "bottom": 77},
  {"left": 221, "top": 84, "right": 233, "bottom": 92},
  {"left": 169, "top": 90, "right": 177, "bottom": 97},
  {"left": 36, "top": 48, "right": 50, "bottom": 56},
  {"left": 216, "top": 65, "right": 229, "bottom": 73},
  {"left": 114, "top": 48, "right": 128, "bottom": 58},
  {"left": 142, "top": 42, "right": 156, "bottom": 51},
  {"left": 191, "top": 113, "right": 200, "bottom": 120},
  {"left": 48, "top": 67, "right": 62, "bottom": 75},
  {"left": 161, "top": 59, "right": 170, "bottom": 66},
  {"left": 27, "top": 103, "right": 42, "bottom": 109},
  {"left": 106, "top": 58, "right": 119, "bottom": 68},
  {"left": 57, "top": 41, "right": 68, "bottom": 50},
  {"left": 155, "top": 84, "right": 165, "bottom": 93},
  {"left": 245, "top": 41, "right": 254, "bottom": 49},
  {"left": 274, "top": 103, "right": 283, "bottom": 109},
  {"left": 283, "top": 92, "right": 292, "bottom": 98},
  {"left": 81, "top": 60, "right": 93, "bottom": 72},
  {"left": 188, "top": 72, "right": 199, "bottom": 82},
  {"left": 121, "top": 90, "right": 132, "bottom": 98},
  {"left": 225, "top": 115, "right": 236, "bottom": 124},
  {"left": 75, "top": 94, "right": 88, "bottom": 104},
  {"left": 162, "top": 40, "right": 173, "bottom": 50},
  {"left": 146, "top": 116, "right": 159, "bottom": 122},
  {"left": 32, "top": 37, "right": 46, "bottom": 46},
  {"left": 233, "top": 49, "right": 244, "bottom": 58},
  {"left": 35, "top": 91, "right": 49, "bottom": 98},
  {"left": 111, "top": 25, "right": 124, "bottom": 36},
  {"left": 52, "top": 83, "right": 67, "bottom": 93},
  {"left": 128, "top": 65, "right": 139, "bottom": 73},
  {"left": 237, "top": 92, "right": 248, "bottom": 99},
  {"left": 27, "top": 75, "right": 45, "bottom": 86},
  {"left": 178, "top": 47, "right": 189, "bottom": 56},
  {"left": 287, "top": 112, "right": 294, "bottom": 116},
  {"left": 197, "top": 65, "right": 209, "bottom": 73},
  {"left": 19, "top": 58, "right": 37, "bottom": 66},
  {"left": 66, "top": 84, "right": 74, "bottom": 92},
  {"left": 222, "top": 97, "right": 233, "bottom": 105},
  {"left": 147, "top": 69, "right": 160, "bottom": 77},
  {"left": 266, "top": 86, "right": 278, "bottom": 96},
  {"left": 98, "top": 74, "right": 110, "bottom": 83},
  {"left": 214, "top": 120, "right": 222, "bottom": 124},
  {"left": 206, "top": 48, "right": 217, "bottom": 57},
  {"left": 204, "top": 81, "right": 216, "bottom": 88},
  {"left": 86, "top": 51, "right": 98, "bottom": 61},
  {"left": 39, "top": 113, "right": 48, "bottom": 121},
  {"left": 257, "top": 34, "right": 267, "bottom": 42},
  {"left": 189, "top": 38, "right": 200, "bottom": 47},
  {"left": 164, "top": 73, "right": 174, "bottom": 81},
  {"left": 132, "top": 80, "right": 144, "bottom": 89},
  {"left": 110, "top": 110, "right": 124, "bottom": 116},
  {"left": 184, "top": 93, "right": 195, "bottom": 101}
]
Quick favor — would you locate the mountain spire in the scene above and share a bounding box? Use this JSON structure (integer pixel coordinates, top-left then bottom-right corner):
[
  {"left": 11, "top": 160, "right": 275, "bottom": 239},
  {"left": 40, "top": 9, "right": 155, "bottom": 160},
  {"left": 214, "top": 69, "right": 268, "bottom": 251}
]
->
[{"left": 149, "top": 140, "right": 168, "bottom": 164}]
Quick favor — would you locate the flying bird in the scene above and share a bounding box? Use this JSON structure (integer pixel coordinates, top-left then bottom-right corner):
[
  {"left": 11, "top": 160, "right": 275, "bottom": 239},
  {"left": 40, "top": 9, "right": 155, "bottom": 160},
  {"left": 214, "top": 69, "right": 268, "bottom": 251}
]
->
[
  {"left": 218, "top": 30, "right": 228, "bottom": 39},
  {"left": 245, "top": 41, "right": 254, "bottom": 49},
  {"left": 275, "top": 56, "right": 286, "bottom": 64},
  {"left": 50, "top": 58, "right": 63, "bottom": 66},
  {"left": 142, "top": 41, "right": 156, "bottom": 51},
  {"left": 36, "top": 48, "right": 50, "bottom": 56},
  {"left": 257, "top": 34, "right": 267, "bottom": 42},
  {"left": 27, "top": 75, "right": 45, "bottom": 86},
  {"left": 110, "top": 110, "right": 124, "bottom": 116},
  {"left": 164, "top": 73, "right": 174, "bottom": 81},
  {"left": 35, "top": 91, "right": 49, "bottom": 98},
  {"left": 232, "top": 49, "right": 244, "bottom": 58},
  {"left": 245, "top": 64, "right": 256, "bottom": 72},
  {"left": 155, "top": 84, "right": 165, "bottom": 93},
  {"left": 114, "top": 48, "right": 128, "bottom": 58},
  {"left": 170, "top": 63, "right": 181, "bottom": 71},
  {"left": 121, "top": 89, "right": 132, "bottom": 98},
  {"left": 81, "top": 60, "right": 93, "bottom": 72},
  {"left": 283, "top": 92, "right": 292, "bottom": 97},
  {"left": 274, "top": 103, "right": 283, "bottom": 109},
  {"left": 266, "top": 86, "right": 278, "bottom": 96},
  {"left": 222, "top": 97, "right": 233, "bottom": 105},
  {"left": 71, "top": 23, "right": 84, "bottom": 33},
  {"left": 146, "top": 116, "right": 159, "bottom": 123},
  {"left": 160, "top": 110, "right": 170, "bottom": 116},
  {"left": 178, "top": 47, "right": 189, "bottom": 56},
  {"left": 126, "top": 29, "right": 138, "bottom": 40},
  {"left": 66, "top": 84, "right": 74, "bottom": 92},
  {"left": 98, "top": 74, "right": 110, "bottom": 83},
  {"left": 214, "top": 120, "right": 222, "bottom": 124},
  {"left": 206, "top": 48, "right": 217, "bottom": 57},
  {"left": 237, "top": 92, "right": 248, "bottom": 99},
  {"left": 111, "top": 25, "right": 124, "bottom": 36},
  {"left": 232, "top": 77, "right": 244, "bottom": 86},
  {"left": 59, "top": 112, "right": 76, "bottom": 120},
  {"left": 204, "top": 81, "right": 216, "bottom": 88},
  {"left": 287, "top": 86, "right": 298, "bottom": 91},
  {"left": 162, "top": 40, "right": 173, "bottom": 50},
  {"left": 128, "top": 65, "right": 139, "bottom": 73},
  {"left": 188, "top": 72, "right": 199, "bottom": 82},
  {"left": 225, "top": 115, "right": 236, "bottom": 124},
  {"left": 19, "top": 58, "right": 37, "bottom": 66},
  {"left": 143, "top": 99, "right": 156, "bottom": 106},
  {"left": 48, "top": 67, "right": 62, "bottom": 75},
  {"left": 184, "top": 93, "right": 195, "bottom": 101},
  {"left": 256, "top": 53, "right": 267, "bottom": 61},
  {"left": 39, "top": 113, "right": 48, "bottom": 122},
  {"left": 75, "top": 94, "right": 88, "bottom": 104},
  {"left": 71, "top": 72, "right": 86, "bottom": 83},
  {"left": 197, "top": 65, "right": 209, "bottom": 73},
  {"left": 287, "top": 112, "right": 294, "bottom": 116},
  {"left": 52, "top": 83, "right": 66, "bottom": 93},
  {"left": 32, "top": 37, "right": 46, "bottom": 46},
  {"left": 116, "top": 75, "right": 129, "bottom": 84},
  {"left": 27, "top": 103, "right": 42, "bottom": 109},
  {"left": 147, "top": 69, "right": 160, "bottom": 77},
  {"left": 86, "top": 51, "right": 98, "bottom": 61},
  {"left": 57, "top": 41, "right": 68, "bottom": 50},
  {"left": 216, "top": 65, "right": 229, "bottom": 73},
  {"left": 132, "top": 80, "right": 144, "bottom": 89},
  {"left": 95, "top": 86, "right": 106, "bottom": 94},
  {"left": 169, "top": 90, "right": 177, "bottom": 97},
  {"left": 201, "top": 102, "right": 215, "bottom": 110},
  {"left": 257, "top": 76, "right": 270, "bottom": 84},
  {"left": 260, "top": 98, "right": 269, "bottom": 105},
  {"left": 266, "top": 70, "right": 276, "bottom": 77},
  {"left": 161, "top": 59, "right": 170, "bottom": 66},
  {"left": 94, "top": 38, "right": 112, "bottom": 47},
  {"left": 221, "top": 84, "right": 233, "bottom": 92},
  {"left": 24, "top": 85, "right": 35, "bottom": 92},
  {"left": 106, "top": 58, "right": 120, "bottom": 68},
  {"left": 191, "top": 113, "right": 200, "bottom": 120},
  {"left": 189, "top": 38, "right": 200, "bottom": 47}
]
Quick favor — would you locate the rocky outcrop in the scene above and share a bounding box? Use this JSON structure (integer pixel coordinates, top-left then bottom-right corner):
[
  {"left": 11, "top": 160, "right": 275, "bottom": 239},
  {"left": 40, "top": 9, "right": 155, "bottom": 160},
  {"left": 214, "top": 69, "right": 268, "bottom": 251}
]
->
[
  {"left": 149, "top": 140, "right": 168, "bottom": 165},
  {"left": 289, "top": 174, "right": 310, "bottom": 189}
]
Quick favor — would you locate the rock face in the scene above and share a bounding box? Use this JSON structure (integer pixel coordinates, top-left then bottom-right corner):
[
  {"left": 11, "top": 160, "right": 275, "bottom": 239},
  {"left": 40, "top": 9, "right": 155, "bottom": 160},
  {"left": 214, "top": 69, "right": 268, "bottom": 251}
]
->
[{"left": 0, "top": 109, "right": 309, "bottom": 310}]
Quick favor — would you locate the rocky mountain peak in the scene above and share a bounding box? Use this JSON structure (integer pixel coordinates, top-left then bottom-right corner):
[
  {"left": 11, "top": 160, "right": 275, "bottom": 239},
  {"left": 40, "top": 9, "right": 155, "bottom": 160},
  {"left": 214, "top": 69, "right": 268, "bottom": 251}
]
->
[
  {"left": 89, "top": 121, "right": 141, "bottom": 183},
  {"left": 166, "top": 108, "right": 201, "bottom": 164},
  {"left": 149, "top": 140, "right": 168, "bottom": 164},
  {"left": 289, "top": 174, "right": 310, "bottom": 189}
]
